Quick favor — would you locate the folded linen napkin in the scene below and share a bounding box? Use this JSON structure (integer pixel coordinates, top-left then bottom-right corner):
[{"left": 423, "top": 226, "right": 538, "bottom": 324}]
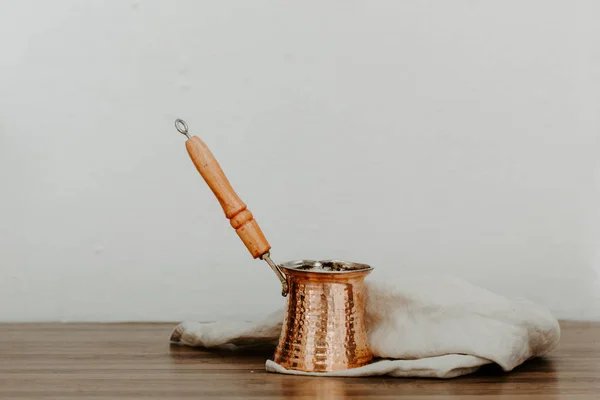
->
[{"left": 170, "top": 274, "right": 560, "bottom": 378}]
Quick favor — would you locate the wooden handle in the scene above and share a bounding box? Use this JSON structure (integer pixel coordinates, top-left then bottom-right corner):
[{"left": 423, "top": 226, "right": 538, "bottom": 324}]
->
[{"left": 185, "top": 136, "right": 271, "bottom": 258}]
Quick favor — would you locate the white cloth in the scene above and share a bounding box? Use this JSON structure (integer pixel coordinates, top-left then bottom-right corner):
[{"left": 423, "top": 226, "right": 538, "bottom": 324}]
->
[{"left": 170, "top": 274, "right": 560, "bottom": 378}]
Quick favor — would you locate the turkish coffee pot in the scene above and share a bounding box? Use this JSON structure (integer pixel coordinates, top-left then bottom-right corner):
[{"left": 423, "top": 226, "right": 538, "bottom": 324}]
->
[{"left": 172, "top": 119, "right": 373, "bottom": 372}]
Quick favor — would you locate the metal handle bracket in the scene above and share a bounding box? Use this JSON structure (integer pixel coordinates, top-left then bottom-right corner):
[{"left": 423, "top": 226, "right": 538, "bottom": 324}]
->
[{"left": 262, "top": 252, "right": 288, "bottom": 297}]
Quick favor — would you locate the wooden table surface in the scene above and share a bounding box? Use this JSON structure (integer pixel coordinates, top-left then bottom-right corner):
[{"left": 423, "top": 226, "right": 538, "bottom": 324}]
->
[{"left": 0, "top": 321, "right": 598, "bottom": 399}]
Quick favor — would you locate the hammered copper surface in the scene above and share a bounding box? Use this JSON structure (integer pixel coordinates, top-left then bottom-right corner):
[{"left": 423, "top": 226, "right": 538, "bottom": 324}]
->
[{"left": 273, "top": 263, "right": 373, "bottom": 372}]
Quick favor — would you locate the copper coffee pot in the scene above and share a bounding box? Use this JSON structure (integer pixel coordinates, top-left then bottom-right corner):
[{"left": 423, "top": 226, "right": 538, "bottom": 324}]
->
[{"left": 172, "top": 119, "right": 373, "bottom": 372}]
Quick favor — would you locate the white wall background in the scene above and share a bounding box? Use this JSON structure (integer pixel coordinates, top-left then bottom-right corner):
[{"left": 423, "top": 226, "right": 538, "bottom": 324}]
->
[{"left": 1, "top": 0, "right": 599, "bottom": 322}]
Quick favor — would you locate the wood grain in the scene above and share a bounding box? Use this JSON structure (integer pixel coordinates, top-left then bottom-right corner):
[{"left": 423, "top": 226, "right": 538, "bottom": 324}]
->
[
  {"left": 0, "top": 321, "right": 598, "bottom": 399},
  {"left": 185, "top": 136, "right": 270, "bottom": 258}
]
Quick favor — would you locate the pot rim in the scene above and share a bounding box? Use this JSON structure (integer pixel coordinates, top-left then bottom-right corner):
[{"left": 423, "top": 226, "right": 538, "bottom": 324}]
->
[{"left": 279, "top": 259, "right": 373, "bottom": 274}]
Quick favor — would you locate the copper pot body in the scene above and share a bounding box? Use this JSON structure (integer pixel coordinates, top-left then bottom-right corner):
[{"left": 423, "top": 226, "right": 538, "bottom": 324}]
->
[{"left": 273, "top": 260, "right": 373, "bottom": 372}]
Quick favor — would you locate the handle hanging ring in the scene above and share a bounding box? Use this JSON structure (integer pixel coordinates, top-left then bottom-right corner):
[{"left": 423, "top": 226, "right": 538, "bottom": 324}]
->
[{"left": 174, "top": 119, "right": 191, "bottom": 139}]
